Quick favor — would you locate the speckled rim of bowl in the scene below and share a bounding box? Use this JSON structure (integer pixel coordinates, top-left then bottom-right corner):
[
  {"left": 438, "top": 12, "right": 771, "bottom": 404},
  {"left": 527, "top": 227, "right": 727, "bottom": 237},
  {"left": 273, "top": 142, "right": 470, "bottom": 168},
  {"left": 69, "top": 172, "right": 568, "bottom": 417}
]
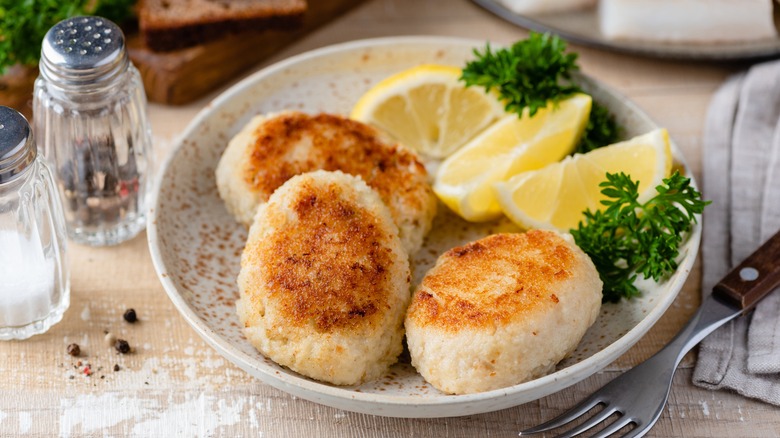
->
[{"left": 147, "top": 36, "right": 702, "bottom": 418}]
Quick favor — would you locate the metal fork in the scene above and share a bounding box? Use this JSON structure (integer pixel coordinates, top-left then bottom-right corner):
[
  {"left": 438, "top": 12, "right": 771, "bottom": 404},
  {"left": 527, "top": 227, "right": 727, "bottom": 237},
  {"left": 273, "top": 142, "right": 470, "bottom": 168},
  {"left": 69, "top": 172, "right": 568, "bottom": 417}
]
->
[{"left": 520, "top": 229, "right": 780, "bottom": 438}]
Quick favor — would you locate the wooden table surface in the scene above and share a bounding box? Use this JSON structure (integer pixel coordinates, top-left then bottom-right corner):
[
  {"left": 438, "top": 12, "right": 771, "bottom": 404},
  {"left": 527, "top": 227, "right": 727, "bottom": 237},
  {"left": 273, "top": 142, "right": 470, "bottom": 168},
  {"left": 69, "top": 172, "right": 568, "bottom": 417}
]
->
[{"left": 2, "top": 0, "right": 779, "bottom": 436}]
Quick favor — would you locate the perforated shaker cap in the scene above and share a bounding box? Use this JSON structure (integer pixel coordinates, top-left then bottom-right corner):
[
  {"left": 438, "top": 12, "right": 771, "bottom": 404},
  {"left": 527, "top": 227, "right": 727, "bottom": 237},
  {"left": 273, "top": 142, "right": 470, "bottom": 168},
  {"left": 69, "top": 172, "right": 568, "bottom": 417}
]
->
[
  {"left": 40, "top": 16, "right": 127, "bottom": 86},
  {"left": 0, "top": 106, "right": 36, "bottom": 184}
]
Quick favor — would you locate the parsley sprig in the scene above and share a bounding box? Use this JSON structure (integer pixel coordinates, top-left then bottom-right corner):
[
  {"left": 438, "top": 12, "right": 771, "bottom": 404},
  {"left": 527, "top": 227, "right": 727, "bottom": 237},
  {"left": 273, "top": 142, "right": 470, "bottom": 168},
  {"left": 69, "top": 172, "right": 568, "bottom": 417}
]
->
[
  {"left": 571, "top": 172, "right": 710, "bottom": 302},
  {"left": 460, "top": 32, "right": 621, "bottom": 152},
  {"left": 461, "top": 33, "right": 579, "bottom": 118},
  {"left": 0, "top": 0, "right": 136, "bottom": 74}
]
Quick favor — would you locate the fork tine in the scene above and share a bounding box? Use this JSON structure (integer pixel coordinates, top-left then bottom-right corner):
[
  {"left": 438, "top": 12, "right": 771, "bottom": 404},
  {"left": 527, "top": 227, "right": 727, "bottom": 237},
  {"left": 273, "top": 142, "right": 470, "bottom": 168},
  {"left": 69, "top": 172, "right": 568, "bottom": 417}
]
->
[
  {"left": 616, "top": 420, "right": 651, "bottom": 438},
  {"left": 553, "top": 405, "right": 619, "bottom": 438},
  {"left": 519, "top": 395, "right": 605, "bottom": 435},
  {"left": 588, "top": 417, "right": 634, "bottom": 438}
]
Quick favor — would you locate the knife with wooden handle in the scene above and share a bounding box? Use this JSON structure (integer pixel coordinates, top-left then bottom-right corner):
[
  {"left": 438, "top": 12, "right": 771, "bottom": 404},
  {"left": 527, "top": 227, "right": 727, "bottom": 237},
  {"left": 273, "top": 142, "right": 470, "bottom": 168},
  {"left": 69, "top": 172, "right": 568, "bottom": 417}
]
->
[
  {"left": 713, "top": 229, "right": 780, "bottom": 312},
  {"left": 654, "top": 228, "right": 780, "bottom": 371}
]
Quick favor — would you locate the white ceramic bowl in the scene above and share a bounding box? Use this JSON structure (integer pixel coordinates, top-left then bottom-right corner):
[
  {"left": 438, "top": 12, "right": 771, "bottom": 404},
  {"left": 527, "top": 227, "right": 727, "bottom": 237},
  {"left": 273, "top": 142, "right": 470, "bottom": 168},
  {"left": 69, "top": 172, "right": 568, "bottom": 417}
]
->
[{"left": 147, "top": 36, "right": 701, "bottom": 418}]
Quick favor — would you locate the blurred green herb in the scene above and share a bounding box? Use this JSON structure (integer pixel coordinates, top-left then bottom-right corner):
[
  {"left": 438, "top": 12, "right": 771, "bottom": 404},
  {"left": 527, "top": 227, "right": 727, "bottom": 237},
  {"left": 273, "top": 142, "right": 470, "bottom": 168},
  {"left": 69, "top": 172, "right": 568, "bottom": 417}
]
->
[
  {"left": 460, "top": 32, "right": 623, "bottom": 151},
  {"left": 0, "top": 0, "right": 136, "bottom": 74},
  {"left": 575, "top": 101, "right": 622, "bottom": 154},
  {"left": 570, "top": 171, "right": 710, "bottom": 302}
]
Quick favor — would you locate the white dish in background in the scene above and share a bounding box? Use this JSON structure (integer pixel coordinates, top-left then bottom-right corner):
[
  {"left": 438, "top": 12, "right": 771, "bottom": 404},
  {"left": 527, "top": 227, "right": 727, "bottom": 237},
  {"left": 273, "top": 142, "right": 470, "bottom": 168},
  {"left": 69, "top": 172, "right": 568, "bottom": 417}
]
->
[
  {"left": 473, "top": 0, "right": 780, "bottom": 61},
  {"left": 147, "top": 36, "right": 701, "bottom": 418}
]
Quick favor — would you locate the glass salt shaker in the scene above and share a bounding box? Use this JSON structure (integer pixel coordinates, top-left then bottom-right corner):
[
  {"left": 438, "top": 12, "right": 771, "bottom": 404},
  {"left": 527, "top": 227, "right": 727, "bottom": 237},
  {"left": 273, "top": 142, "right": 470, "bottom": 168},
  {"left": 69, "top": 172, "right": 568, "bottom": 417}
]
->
[
  {"left": 33, "top": 16, "right": 153, "bottom": 246},
  {"left": 0, "top": 106, "right": 70, "bottom": 340}
]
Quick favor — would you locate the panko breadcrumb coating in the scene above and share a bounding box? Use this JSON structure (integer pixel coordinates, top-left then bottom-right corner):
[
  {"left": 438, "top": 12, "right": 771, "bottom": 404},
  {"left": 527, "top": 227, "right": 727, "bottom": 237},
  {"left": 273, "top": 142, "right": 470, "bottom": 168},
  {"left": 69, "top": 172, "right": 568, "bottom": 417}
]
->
[
  {"left": 215, "top": 111, "right": 436, "bottom": 255},
  {"left": 405, "top": 230, "right": 602, "bottom": 394},
  {"left": 236, "top": 170, "right": 411, "bottom": 385}
]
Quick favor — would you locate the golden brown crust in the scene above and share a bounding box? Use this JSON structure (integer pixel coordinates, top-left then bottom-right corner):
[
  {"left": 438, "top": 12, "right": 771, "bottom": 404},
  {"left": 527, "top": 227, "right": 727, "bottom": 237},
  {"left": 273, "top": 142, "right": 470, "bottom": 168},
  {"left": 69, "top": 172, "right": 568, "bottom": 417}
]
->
[
  {"left": 242, "top": 112, "right": 432, "bottom": 227},
  {"left": 407, "top": 230, "right": 576, "bottom": 331},
  {"left": 248, "top": 176, "right": 397, "bottom": 334}
]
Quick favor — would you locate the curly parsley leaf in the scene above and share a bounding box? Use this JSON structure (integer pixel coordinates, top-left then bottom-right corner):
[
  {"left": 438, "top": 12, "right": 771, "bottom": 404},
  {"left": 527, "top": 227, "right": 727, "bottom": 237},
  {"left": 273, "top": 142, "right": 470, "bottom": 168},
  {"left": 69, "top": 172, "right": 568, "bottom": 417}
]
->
[
  {"left": 460, "top": 32, "right": 580, "bottom": 118},
  {"left": 570, "top": 171, "right": 710, "bottom": 303},
  {"left": 0, "top": 0, "right": 136, "bottom": 74}
]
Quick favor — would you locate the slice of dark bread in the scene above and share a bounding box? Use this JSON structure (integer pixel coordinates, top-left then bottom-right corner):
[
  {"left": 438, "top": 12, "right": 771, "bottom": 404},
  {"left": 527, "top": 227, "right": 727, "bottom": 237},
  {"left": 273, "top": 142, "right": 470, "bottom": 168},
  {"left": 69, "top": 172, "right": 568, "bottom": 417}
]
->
[{"left": 139, "top": 0, "right": 307, "bottom": 52}]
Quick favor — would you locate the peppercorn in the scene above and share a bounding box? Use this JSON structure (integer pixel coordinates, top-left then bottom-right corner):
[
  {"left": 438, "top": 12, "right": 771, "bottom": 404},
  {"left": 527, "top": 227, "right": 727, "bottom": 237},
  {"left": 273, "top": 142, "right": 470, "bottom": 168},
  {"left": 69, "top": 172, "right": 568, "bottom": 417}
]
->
[
  {"left": 113, "top": 364, "right": 120, "bottom": 372},
  {"left": 115, "top": 339, "right": 130, "bottom": 354},
  {"left": 67, "top": 343, "right": 81, "bottom": 357},
  {"left": 123, "top": 308, "right": 138, "bottom": 323}
]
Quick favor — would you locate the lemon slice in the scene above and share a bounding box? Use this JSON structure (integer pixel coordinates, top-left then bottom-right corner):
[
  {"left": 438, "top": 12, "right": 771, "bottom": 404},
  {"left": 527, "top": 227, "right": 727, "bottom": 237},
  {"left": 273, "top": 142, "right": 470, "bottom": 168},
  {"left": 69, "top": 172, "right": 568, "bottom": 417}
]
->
[
  {"left": 350, "top": 64, "right": 504, "bottom": 158},
  {"left": 494, "top": 128, "right": 673, "bottom": 231},
  {"left": 433, "top": 93, "right": 592, "bottom": 222}
]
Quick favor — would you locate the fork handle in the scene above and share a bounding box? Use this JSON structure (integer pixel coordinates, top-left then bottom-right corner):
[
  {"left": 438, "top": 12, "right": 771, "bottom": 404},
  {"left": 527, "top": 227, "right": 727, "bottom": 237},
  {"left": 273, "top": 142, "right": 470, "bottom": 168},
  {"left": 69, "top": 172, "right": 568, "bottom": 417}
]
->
[{"left": 713, "top": 229, "right": 780, "bottom": 311}]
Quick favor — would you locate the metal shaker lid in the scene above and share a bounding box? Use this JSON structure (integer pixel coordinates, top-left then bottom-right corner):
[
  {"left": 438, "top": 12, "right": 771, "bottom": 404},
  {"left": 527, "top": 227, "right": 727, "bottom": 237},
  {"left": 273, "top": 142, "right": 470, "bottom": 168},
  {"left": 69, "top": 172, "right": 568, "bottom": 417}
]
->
[
  {"left": 0, "top": 106, "right": 36, "bottom": 184},
  {"left": 40, "top": 16, "right": 127, "bottom": 86}
]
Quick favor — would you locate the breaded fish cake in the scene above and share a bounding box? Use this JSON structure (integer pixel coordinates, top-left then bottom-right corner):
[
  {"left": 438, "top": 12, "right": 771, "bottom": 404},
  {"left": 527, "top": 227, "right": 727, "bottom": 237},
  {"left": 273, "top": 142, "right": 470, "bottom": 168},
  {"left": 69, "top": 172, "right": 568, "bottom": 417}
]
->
[
  {"left": 236, "top": 170, "right": 411, "bottom": 385},
  {"left": 215, "top": 111, "right": 437, "bottom": 255},
  {"left": 405, "top": 230, "right": 602, "bottom": 394}
]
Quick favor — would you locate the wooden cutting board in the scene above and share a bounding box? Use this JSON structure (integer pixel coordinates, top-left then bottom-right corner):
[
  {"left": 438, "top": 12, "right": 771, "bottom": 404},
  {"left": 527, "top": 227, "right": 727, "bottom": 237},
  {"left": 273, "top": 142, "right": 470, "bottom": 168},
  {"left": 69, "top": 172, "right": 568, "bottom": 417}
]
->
[
  {"left": 0, "top": 65, "right": 37, "bottom": 120},
  {"left": 0, "top": 0, "right": 364, "bottom": 116},
  {"left": 128, "top": 0, "right": 365, "bottom": 105}
]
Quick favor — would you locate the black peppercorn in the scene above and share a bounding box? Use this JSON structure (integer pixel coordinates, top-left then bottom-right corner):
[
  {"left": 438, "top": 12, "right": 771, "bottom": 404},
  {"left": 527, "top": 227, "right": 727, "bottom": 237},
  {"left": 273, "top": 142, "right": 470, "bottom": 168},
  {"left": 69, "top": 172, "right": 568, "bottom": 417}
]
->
[
  {"left": 115, "top": 339, "right": 130, "bottom": 354},
  {"left": 123, "top": 308, "right": 138, "bottom": 323},
  {"left": 113, "top": 364, "right": 120, "bottom": 372},
  {"left": 67, "top": 343, "right": 80, "bottom": 357}
]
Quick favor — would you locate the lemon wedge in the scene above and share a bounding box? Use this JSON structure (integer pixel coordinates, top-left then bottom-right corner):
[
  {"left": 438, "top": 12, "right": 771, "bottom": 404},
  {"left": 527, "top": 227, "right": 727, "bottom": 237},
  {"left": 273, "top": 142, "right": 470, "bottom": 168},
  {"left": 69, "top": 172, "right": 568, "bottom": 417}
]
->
[
  {"left": 494, "top": 128, "right": 673, "bottom": 231},
  {"left": 350, "top": 64, "right": 504, "bottom": 158},
  {"left": 433, "top": 93, "right": 592, "bottom": 222}
]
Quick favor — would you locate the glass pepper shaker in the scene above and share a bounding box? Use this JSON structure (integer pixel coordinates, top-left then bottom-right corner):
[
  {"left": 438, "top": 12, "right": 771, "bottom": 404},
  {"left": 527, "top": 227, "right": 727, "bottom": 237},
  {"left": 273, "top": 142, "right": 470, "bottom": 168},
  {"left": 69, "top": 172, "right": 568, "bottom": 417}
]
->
[
  {"left": 0, "top": 106, "right": 70, "bottom": 340},
  {"left": 33, "top": 16, "right": 153, "bottom": 246}
]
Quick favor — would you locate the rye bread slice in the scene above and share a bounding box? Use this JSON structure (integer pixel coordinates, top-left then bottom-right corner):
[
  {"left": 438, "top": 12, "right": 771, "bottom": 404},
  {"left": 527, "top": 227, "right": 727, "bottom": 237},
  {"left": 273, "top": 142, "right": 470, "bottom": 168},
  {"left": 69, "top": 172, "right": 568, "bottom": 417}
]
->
[{"left": 139, "top": 0, "right": 307, "bottom": 52}]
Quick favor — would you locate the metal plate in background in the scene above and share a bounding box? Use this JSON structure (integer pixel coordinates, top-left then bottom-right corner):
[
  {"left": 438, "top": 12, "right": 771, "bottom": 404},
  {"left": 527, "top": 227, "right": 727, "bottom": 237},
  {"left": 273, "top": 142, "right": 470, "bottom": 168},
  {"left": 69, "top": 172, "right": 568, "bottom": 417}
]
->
[{"left": 473, "top": 0, "right": 780, "bottom": 62}]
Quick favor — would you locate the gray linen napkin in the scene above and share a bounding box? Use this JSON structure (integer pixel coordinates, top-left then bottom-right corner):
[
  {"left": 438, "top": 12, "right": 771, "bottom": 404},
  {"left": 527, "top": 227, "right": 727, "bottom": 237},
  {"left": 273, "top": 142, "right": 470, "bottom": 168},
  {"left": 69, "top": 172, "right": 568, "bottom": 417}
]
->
[{"left": 692, "top": 59, "right": 780, "bottom": 405}]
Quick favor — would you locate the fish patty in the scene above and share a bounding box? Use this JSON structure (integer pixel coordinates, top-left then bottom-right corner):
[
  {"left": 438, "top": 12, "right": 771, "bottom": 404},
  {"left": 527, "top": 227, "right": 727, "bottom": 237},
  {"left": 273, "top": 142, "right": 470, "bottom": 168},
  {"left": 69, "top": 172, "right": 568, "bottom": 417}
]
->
[
  {"left": 236, "top": 170, "right": 411, "bottom": 385},
  {"left": 405, "top": 230, "right": 602, "bottom": 394},
  {"left": 215, "top": 111, "right": 437, "bottom": 255}
]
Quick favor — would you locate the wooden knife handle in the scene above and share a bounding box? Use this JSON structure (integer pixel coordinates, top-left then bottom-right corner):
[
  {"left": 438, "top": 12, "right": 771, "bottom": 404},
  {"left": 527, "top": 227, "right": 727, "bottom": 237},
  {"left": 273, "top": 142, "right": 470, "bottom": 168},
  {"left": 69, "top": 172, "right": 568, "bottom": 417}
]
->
[{"left": 713, "top": 229, "right": 780, "bottom": 310}]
